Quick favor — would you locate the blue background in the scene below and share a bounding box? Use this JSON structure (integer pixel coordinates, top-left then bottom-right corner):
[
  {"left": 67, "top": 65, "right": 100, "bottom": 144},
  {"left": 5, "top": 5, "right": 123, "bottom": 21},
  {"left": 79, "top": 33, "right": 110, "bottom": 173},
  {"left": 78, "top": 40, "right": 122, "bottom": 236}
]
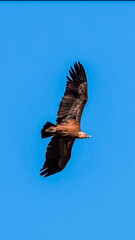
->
[{"left": 0, "top": 2, "right": 135, "bottom": 240}]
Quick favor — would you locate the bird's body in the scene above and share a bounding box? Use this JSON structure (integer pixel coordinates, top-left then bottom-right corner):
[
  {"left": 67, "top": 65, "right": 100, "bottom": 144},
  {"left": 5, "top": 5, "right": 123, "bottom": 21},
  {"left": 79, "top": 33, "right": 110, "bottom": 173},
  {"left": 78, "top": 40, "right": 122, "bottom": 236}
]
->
[
  {"left": 40, "top": 62, "right": 91, "bottom": 177},
  {"left": 45, "top": 119, "right": 80, "bottom": 137}
]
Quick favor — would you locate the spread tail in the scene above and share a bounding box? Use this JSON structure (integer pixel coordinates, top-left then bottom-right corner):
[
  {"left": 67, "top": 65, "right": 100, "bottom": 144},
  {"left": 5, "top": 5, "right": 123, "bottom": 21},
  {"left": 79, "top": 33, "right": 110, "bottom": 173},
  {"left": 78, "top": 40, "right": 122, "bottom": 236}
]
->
[{"left": 41, "top": 122, "right": 56, "bottom": 138}]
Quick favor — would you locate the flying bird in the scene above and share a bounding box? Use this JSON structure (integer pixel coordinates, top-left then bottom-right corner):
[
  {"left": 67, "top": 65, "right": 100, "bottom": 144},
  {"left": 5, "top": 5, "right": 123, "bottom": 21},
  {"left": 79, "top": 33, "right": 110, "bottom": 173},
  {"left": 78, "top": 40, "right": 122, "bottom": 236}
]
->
[{"left": 40, "top": 61, "right": 91, "bottom": 177}]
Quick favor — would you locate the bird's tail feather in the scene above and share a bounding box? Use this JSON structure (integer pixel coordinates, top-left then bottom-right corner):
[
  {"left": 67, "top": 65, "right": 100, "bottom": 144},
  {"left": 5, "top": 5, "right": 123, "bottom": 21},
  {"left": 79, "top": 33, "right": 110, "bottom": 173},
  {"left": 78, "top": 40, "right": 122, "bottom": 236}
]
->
[{"left": 41, "top": 122, "right": 56, "bottom": 138}]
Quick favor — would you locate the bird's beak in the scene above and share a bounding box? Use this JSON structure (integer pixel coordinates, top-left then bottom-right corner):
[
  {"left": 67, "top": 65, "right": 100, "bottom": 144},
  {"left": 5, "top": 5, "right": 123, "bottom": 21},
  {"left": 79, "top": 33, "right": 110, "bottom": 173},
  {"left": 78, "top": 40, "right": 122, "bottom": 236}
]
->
[{"left": 85, "top": 134, "right": 91, "bottom": 138}]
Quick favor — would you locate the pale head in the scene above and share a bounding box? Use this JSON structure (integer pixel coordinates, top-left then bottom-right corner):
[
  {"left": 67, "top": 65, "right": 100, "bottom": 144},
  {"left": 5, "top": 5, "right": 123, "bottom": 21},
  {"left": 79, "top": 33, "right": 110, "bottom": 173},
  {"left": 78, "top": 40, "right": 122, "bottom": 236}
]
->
[{"left": 78, "top": 131, "right": 91, "bottom": 139}]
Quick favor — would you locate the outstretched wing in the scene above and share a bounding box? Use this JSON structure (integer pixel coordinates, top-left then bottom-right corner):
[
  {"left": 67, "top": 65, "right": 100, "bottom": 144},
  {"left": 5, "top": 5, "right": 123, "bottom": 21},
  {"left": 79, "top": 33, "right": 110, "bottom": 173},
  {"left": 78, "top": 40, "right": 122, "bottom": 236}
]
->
[
  {"left": 57, "top": 61, "right": 88, "bottom": 123},
  {"left": 40, "top": 137, "right": 75, "bottom": 177}
]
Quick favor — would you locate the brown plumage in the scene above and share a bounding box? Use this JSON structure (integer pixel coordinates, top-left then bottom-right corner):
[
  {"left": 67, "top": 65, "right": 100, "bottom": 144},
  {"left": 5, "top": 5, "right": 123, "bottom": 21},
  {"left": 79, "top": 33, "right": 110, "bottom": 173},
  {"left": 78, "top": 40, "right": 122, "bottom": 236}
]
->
[{"left": 40, "top": 61, "right": 91, "bottom": 177}]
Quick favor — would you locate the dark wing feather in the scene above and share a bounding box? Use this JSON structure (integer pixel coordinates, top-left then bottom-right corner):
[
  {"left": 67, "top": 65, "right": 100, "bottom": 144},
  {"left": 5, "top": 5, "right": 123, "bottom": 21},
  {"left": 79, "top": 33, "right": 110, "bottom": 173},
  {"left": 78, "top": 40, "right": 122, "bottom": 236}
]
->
[
  {"left": 40, "top": 137, "right": 75, "bottom": 177},
  {"left": 57, "top": 61, "right": 88, "bottom": 123}
]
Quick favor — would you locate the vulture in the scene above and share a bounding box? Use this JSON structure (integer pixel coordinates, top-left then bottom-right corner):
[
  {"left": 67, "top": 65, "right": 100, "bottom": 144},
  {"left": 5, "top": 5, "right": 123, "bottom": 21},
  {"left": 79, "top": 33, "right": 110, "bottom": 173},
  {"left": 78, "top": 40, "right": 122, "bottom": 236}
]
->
[{"left": 40, "top": 61, "right": 91, "bottom": 177}]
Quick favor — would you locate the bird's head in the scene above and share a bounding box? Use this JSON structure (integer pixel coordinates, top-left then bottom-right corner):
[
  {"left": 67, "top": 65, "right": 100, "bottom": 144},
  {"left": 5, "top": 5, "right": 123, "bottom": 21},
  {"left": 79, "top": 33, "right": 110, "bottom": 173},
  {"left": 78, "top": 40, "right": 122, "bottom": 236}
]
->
[{"left": 78, "top": 131, "right": 91, "bottom": 139}]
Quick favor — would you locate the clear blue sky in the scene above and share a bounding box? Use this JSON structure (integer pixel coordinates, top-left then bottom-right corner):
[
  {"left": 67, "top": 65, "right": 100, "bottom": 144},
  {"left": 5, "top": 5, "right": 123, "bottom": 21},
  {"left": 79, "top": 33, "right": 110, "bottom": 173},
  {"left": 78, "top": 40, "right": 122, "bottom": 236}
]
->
[{"left": 0, "top": 2, "right": 135, "bottom": 240}]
